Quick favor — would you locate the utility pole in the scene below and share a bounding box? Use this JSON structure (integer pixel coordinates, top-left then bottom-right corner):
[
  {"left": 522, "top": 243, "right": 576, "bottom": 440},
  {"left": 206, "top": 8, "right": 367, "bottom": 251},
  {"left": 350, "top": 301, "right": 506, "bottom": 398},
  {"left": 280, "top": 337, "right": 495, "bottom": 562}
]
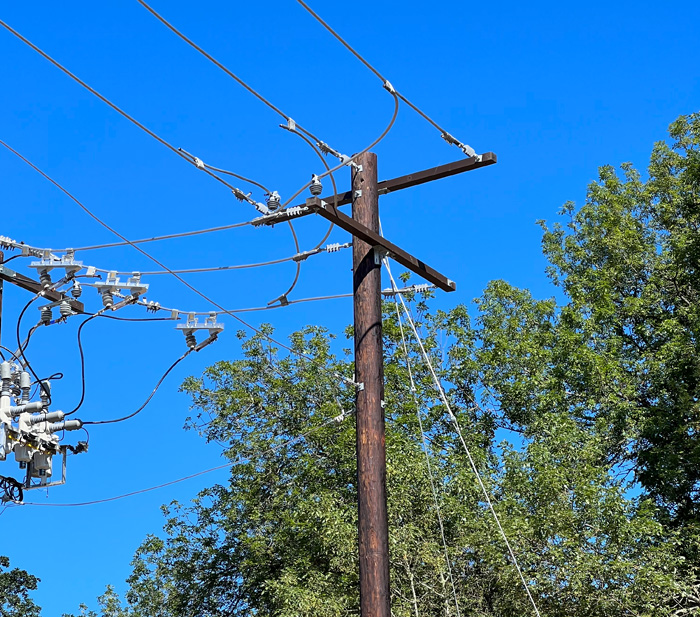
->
[{"left": 352, "top": 152, "right": 390, "bottom": 617}]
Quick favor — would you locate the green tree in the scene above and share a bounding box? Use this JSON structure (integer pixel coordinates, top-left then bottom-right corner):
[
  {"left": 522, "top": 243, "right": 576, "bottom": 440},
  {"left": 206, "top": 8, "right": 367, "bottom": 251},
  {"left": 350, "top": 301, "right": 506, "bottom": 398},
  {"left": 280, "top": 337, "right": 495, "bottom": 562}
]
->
[
  {"left": 81, "top": 113, "right": 700, "bottom": 616},
  {"left": 0, "top": 556, "right": 41, "bottom": 617}
]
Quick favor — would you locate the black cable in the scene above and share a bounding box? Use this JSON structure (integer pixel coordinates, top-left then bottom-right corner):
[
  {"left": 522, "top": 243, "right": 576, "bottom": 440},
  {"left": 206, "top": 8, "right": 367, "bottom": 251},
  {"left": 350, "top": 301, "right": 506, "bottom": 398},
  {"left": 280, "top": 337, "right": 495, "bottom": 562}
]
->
[
  {"left": 84, "top": 349, "right": 192, "bottom": 425},
  {"left": 15, "top": 295, "right": 51, "bottom": 405},
  {"left": 0, "top": 253, "right": 23, "bottom": 265},
  {"left": 30, "top": 372, "right": 64, "bottom": 385},
  {"left": 65, "top": 313, "right": 101, "bottom": 416}
]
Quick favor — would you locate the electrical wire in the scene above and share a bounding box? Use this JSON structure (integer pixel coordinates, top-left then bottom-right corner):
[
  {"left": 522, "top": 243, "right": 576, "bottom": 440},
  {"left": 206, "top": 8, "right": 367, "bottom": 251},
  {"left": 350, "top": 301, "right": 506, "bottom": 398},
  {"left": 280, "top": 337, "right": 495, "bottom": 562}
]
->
[
  {"left": 65, "top": 312, "right": 103, "bottom": 416},
  {"left": 295, "top": 0, "right": 478, "bottom": 158},
  {"left": 135, "top": 0, "right": 328, "bottom": 147},
  {"left": 84, "top": 349, "right": 193, "bottom": 425},
  {"left": 383, "top": 258, "right": 543, "bottom": 617},
  {"left": 20, "top": 405, "right": 354, "bottom": 507},
  {"left": 0, "top": 31, "right": 266, "bottom": 200},
  {"left": 1, "top": 144, "right": 358, "bottom": 388}
]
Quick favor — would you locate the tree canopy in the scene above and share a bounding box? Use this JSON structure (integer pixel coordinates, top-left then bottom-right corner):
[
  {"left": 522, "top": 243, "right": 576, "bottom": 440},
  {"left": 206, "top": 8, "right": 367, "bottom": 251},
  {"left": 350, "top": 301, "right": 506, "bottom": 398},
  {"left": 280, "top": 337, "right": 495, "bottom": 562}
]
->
[
  {"left": 62, "top": 112, "right": 700, "bottom": 617},
  {"left": 0, "top": 556, "right": 41, "bottom": 617}
]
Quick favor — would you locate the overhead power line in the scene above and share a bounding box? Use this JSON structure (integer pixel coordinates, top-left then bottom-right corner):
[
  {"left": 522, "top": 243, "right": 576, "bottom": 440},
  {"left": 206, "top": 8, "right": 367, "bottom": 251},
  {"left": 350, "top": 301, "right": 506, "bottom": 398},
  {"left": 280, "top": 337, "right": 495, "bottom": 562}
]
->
[
  {"left": 1, "top": 142, "right": 358, "bottom": 388},
  {"left": 0, "top": 21, "right": 271, "bottom": 206},
  {"left": 295, "top": 0, "right": 478, "bottom": 158},
  {"left": 18, "top": 406, "right": 354, "bottom": 507}
]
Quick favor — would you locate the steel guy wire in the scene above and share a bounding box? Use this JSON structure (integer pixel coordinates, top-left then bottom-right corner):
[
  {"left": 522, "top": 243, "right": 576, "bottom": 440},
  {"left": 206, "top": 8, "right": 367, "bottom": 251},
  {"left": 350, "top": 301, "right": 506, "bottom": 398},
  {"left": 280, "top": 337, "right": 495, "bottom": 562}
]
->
[
  {"left": 17, "top": 406, "right": 355, "bottom": 507},
  {"left": 383, "top": 259, "right": 543, "bottom": 617},
  {"left": 295, "top": 0, "right": 478, "bottom": 158},
  {"left": 0, "top": 28, "right": 270, "bottom": 205},
  {"left": 391, "top": 295, "right": 462, "bottom": 617},
  {"left": 4, "top": 144, "right": 359, "bottom": 390}
]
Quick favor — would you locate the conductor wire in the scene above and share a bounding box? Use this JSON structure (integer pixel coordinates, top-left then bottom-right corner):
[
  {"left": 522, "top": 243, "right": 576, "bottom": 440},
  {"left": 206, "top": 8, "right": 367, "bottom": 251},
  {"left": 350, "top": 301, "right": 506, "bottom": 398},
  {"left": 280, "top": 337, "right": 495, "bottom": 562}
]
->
[
  {"left": 4, "top": 143, "right": 358, "bottom": 389},
  {"left": 0, "top": 26, "right": 267, "bottom": 198},
  {"left": 135, "top": 0, "right": 327, "bottom": 146},
  {"left": 84, "top": 349, "right": 193, "bottom": 425},
  {"left": 296, "top": 0, "right": 478, "bottom": 157}
]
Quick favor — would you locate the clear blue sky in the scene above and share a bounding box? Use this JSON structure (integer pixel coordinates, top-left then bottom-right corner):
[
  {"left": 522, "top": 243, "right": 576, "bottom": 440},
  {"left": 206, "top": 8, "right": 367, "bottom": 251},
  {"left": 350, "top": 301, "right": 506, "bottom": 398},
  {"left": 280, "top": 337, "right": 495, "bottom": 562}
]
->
[{"left": 1, "top": 0, "right": 698, "bottom": 613}]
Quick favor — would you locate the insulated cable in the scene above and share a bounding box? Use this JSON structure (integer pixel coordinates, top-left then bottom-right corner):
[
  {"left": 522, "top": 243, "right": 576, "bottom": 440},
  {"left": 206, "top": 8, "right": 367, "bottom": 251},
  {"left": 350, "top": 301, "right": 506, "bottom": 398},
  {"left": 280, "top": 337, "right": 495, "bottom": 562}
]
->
[
  {"left": 0, "top": 28, "right": 268, "bottom": 201},
  {"left": 84, "top": 348, "right": 193, "bottom": 425},
  {"left": 295, "top": 0, "right": 478, "bottom": 158}
]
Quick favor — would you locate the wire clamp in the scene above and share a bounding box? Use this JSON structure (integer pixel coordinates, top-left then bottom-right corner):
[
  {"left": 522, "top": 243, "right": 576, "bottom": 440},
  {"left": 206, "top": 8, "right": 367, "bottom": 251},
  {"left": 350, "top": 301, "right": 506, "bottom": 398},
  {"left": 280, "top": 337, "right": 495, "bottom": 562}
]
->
[
  {"left": 354, "top": 189, "right": 363, "bottom": 200},
  {"left": 193, "top": 157, "right": 206, "bottom": 170},
  {"left": 287, "top": 117, "right": 296, "bottom": 131},
  {"left": 374, "top": 247, "right": 389, "bottom": 266},
  {"left": 382, "top": 80, "right": 396, "bottom": 94}
]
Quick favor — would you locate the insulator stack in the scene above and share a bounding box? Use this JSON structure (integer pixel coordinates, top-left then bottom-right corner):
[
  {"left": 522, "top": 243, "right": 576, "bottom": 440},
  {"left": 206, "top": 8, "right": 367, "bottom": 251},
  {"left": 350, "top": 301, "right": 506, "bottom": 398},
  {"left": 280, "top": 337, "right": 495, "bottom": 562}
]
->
[
  {"left": 71, "top": 281, "right": 82, "bottom": 298},
  {"left": 185, "top": 331, "right": 197, "bottom": 349},
  {"left": 310, "top": 174, "right": 323, "bottom": 196},
  {"left": 101, "top": 289, "right": 114, "bottom": 308},
  {"left": 59, "top": 300, "right": 72, "bottom": 318},
  {"left": 41, "top": 306, "right": 53, "bottom": 324},
  {"left": 39, "top": 269, "right": 52, "bottom": 288}
]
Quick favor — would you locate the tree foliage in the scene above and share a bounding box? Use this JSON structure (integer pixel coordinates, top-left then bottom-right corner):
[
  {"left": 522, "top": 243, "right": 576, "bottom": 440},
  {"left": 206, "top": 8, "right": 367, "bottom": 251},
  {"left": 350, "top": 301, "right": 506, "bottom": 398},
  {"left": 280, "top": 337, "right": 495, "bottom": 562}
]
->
[
  {"left": 74, "top": 113, "right": 700, "bottom": 616},
  {"left": 0, "top": 556, "right": 41, "bottom": 617}
]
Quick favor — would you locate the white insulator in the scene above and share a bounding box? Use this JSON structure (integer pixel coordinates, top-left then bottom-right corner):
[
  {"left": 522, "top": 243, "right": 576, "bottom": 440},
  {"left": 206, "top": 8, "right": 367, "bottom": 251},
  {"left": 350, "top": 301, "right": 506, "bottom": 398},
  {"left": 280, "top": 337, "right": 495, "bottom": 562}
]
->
[
  {"left": 41, "top": 306, "right": 53, "bottom": 324},
  {"left": 310, "top": 174, "right": 323, "bottom": 196},
  {"left": 266, "top": 191, "right": 281, "bottom": 212},
  {"left": 29, "top": 410, "right": 64, "bottom": 424},
  {"left": 59, "top": 300, "right": 72, "bottom": 318},
  {"left": 47, "top": 419, "right": 82, "bottom": 433}
]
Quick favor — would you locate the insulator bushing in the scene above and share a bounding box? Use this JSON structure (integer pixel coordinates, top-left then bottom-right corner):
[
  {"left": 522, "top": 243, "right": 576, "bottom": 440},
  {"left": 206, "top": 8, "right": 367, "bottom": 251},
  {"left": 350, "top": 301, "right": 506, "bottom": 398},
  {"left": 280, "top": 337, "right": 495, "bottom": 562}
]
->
[
  {"left": 39, "top": 269, "right": 52, "bottom": 288},
  {"left": 71, "top": 281, "right": 82, "bottom": 298},
  {"left": 310, "top": 175, "right": 323, "bottom": 196},
  {"left": 185, "top": 331, "right": 197, "bottom": 349},
  {"left": 41, "top": 306, "right": 53, "bottom": 324},
  {"left": 59, "top": 300, "right": 72, "bottom": 318},
  {"left": 266, "top": 192, "right": 281, "bottom": 212},
  {"left": 101, "top": 289, "right": 114, "bottom": 308}
]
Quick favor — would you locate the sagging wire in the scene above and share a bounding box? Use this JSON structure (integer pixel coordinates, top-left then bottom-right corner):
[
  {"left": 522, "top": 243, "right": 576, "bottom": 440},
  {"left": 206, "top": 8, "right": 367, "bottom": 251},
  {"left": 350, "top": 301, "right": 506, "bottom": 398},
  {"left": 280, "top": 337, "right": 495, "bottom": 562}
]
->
[
  {"left": 382, "top": 258, "right": 543, "bottom": 617},
  {"left": 84, "top": 348, "right": 193, "bottom": 425},
  {"left": 0, "top": 30, "right": 269, "bottom": 207},
  {"left": 295, "top": 0, "right": 479, "bottom": 159},
  {"left": 17, "top": 404, "right": 355, "bottom": 507},
  {"left": 2, "top": 144, "right": 359, "bottom": 390}
]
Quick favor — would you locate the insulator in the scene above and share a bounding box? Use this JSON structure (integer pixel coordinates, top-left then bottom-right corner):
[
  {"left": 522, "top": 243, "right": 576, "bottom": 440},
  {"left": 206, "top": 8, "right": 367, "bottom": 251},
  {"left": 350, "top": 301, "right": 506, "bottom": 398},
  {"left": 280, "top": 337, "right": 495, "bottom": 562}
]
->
[
  {"left": 101, "top": 289, "right": 114, "bottom": 308},
  {"left": 39, "top": 269, "right": 52, "bottom": 288},
  {"left": 41, "top": 306, "right": 53, "bottom": 324},
  {"left": 59, "top": 300, "right": 72, "bottom": 318},
  {"left": 310, "top": 174, "right": 323, "bottom": 196},
  {"left": 71, "top": 280, "right": 82, "bottom": 298},
  {"left": 266, "top": 191, "right": 281, "bottom": 212},
  {"left": 185, "top": 331, "right": 197, "bottom": 349}
]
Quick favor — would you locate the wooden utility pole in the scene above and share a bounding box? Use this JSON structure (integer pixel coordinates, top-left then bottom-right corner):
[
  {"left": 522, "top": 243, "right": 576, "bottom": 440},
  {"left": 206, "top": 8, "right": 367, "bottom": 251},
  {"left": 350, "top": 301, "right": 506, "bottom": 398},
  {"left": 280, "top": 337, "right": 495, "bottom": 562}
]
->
[{"left": 352, "top": 152, "right": 390, "bottom": 617}]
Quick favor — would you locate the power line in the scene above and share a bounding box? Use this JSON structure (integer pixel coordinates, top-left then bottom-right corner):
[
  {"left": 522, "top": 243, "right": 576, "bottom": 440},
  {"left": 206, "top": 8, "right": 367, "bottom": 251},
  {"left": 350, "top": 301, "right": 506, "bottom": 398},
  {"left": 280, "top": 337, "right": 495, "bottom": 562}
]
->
[
  {"left": 84, "top": 348, "right": 193, "bottom": 425},
  {"left": 135, "top": 0, "right": 329, "bottom": 148},
  {"left": 295, "top": 0, "right": 478, "bottom": 158},
  {"left": 0, "top": 26, "right": 269, "bottom": 203},
  {"left": 18, "top": 406, "right": 353, "bottom": 507},
  {"left": 2, "top": 142, "right": 358, "bottom": 389}
]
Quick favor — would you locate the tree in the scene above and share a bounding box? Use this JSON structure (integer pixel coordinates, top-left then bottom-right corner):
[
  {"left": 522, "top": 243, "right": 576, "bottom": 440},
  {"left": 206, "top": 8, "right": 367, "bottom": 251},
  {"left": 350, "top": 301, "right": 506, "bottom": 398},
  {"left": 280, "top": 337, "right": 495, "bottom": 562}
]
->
[
  {"left": 80, "top": 113, "right": 700, "bottom": 616},
  {"left": 0, "top": 556, "right": 41, "bottom": 617}
]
